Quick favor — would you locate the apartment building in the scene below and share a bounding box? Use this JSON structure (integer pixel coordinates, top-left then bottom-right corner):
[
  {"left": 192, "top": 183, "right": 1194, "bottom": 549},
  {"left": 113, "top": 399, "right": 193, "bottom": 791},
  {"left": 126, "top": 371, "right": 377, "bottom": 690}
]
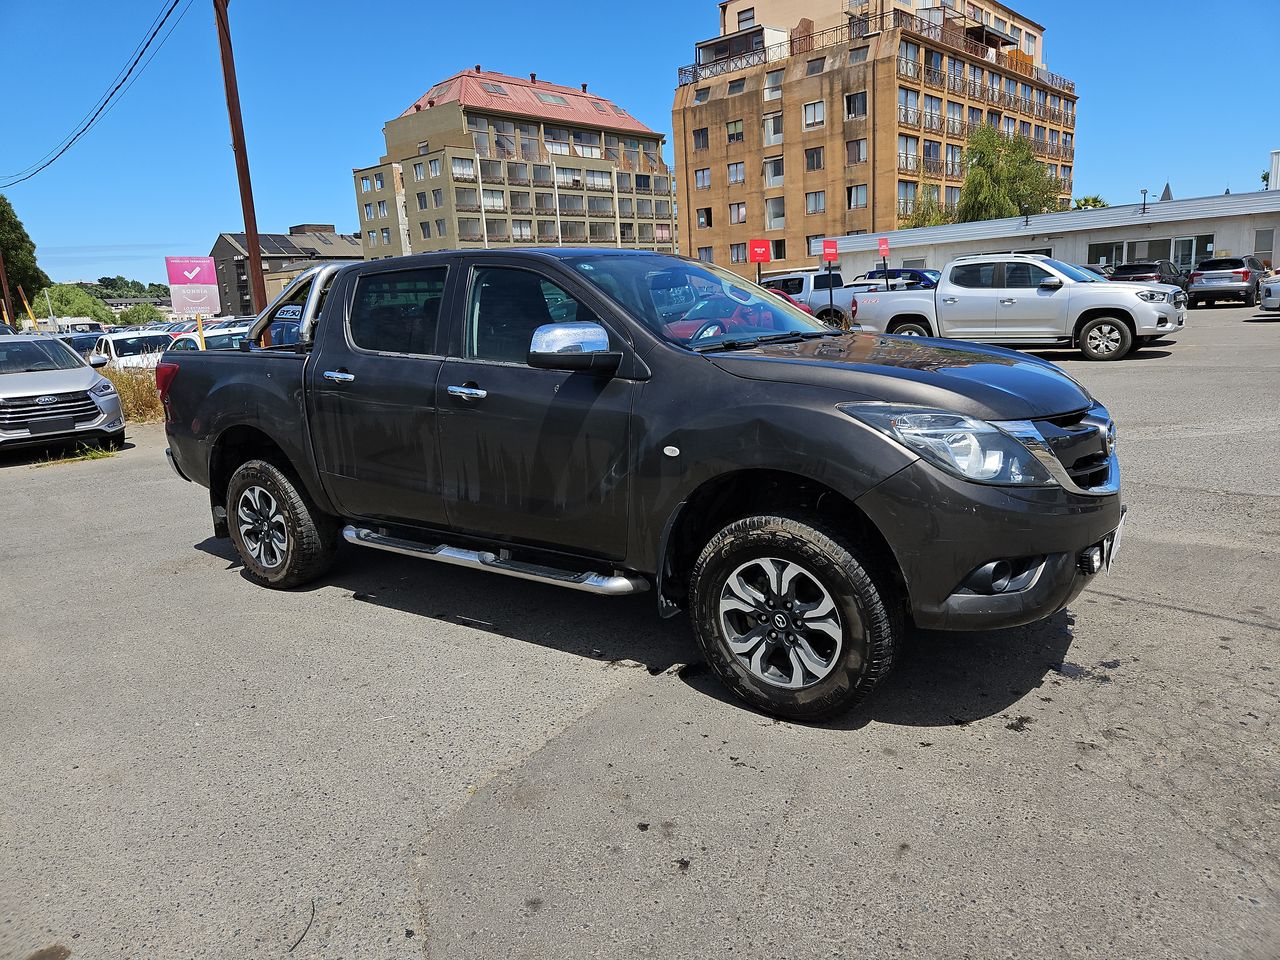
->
[
  {"left": 208, "top": 225, "right": 362, "bottom": 317},
  {"left": 353, "top": 68, "right": 677, "bottom": 258},
  {"left": 673, "top": 0, "right": 1078, "bottom": 275}
]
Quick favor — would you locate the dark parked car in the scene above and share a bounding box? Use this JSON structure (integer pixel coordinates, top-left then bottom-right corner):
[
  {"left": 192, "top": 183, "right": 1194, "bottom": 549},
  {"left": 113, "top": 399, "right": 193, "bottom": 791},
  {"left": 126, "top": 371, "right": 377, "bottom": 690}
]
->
[
  {"left": 1189, "top": 256, "right": 1267, "bottom": 307},
  {"left": 162, "top": 252, "right": 1125, "bottom": 720},
  {"left": 56, "top": 332, "right": 104, "bottom": 360},
  {"left": 0, "top": 322, "right": 15, "bottom": 335},
  {"left": 1110, "top": 260, "right": 1189, "bottom": 292},
  {"left": 855, "top": 267, "right": 941, "bottom": 290}
]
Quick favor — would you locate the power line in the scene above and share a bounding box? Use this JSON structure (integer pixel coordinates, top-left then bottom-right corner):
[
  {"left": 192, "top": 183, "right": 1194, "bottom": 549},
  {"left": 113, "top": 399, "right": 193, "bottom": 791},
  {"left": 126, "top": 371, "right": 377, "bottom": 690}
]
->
[{"left": 0, "top": 0, "right": 186, "bottom": 189}]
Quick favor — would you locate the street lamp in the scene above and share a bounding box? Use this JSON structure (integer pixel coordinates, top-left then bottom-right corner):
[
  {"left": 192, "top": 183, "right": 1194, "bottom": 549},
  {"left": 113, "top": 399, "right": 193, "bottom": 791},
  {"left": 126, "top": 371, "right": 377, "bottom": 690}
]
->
[{"left": 1140, "top": 188, "right": 1149, "bottom": 215}]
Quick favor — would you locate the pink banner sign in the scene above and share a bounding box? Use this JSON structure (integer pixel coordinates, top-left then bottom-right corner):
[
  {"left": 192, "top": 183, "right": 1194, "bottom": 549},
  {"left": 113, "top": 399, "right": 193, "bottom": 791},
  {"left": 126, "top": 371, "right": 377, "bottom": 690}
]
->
[{"left": 165, "top": 256, "right": 221, "bottom": 316}]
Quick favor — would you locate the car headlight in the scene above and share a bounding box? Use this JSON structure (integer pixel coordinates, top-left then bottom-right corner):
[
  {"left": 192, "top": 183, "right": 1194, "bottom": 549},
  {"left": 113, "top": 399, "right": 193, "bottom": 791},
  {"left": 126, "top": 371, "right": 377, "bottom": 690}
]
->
[
  {"left": 92, "top": 379, "right": 116, "bottom": 396},
  {"left": 1136, "top": 290, "right": 1169, "bottom": 303},
  {"left": 840, "top": 404, "right": 1056, "bottom": 486}
]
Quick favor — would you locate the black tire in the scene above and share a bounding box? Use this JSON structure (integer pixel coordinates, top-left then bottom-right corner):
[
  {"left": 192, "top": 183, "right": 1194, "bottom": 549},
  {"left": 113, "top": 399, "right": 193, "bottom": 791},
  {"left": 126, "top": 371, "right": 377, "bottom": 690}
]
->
[
  {"left": 225, "top": 459, "right": 339, "bottom": 589},
  {"left": 100, "top": 430, "right": 125, "bottom": 450},
  {"left": 888, "top": 318, "right": 932, "bottom": 337},
  {"left": 1243, "top": 286, "right": 1257, "bottom": 308},
  {"left": 688, "top": 514, "right": 901, "bottom": 721},
  {"left": 815, "top": 309, "right": 845, "bottom": 330},
  {"left": 1188, "top": 298, "right": 1201, "bottom": 309},
  {"left": 1077, "top": 315, "right": 1133, "bottom": 361}
]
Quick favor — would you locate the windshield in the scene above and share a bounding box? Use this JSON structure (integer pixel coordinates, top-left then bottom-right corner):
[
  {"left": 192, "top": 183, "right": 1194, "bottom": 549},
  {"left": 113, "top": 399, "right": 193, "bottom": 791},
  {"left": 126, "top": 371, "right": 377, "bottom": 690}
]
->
[
  {"left": 1042, "top": 259, "right": 1099, "bottom": 283},
  {"left": 564, "top": 254, "right": 833, "bottom": 350},
  {"left": 0, "top": 338, "right": 84, "bottom": 374},
  {"left": 110, "top": 335, "right": 172, "bottom": 357}
]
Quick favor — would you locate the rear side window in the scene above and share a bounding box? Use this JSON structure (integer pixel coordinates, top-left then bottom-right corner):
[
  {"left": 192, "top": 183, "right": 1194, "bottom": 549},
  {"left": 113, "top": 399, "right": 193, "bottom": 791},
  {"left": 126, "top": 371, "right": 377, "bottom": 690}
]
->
[
  {"left": 1197, "top": 258, "right": 1244, "bottom": 271},
  {"left": 812, "top": 272, "right": 843, "bottom": 290},
  {"left": 348, "top": 267, "right": 448, "bottom": 355},
  {"left": 949, "top": 263, "right": 999, "bottom": 288},
  {"left": 765, "top": 277, "right": 804, "bottom": 296}
]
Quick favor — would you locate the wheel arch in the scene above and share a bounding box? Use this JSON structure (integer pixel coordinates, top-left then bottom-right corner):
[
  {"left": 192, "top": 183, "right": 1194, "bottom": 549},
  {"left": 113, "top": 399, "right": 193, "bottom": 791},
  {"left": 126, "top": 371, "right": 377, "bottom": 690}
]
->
[
  {"left": 208, "top": 423, "right": 335, "bottom": 535},
  {"left": 657, "top": 468, "right": 907, "bottom": 618},
  {"left": 887, "top": 313, "right": 934, "bottom": 335},
  {"left": 1073, "top": 307, "right": 1135, "bottom": 343}
]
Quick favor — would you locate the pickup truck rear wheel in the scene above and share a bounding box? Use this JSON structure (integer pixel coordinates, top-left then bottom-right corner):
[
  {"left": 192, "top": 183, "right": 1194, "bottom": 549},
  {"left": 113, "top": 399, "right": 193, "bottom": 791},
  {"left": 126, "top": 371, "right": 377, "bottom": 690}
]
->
[
  {"left": 226, "top": 459, "right": 338, "bottom": 589},
  {"left": 1077, "top": 316, "right": 1132, "bottom": 361},
  {"left": 689, "top": 514, "right": 900, "bottom": 721},
  {"left": 888, "top": 319, "right": 931, "bottom": 337}
]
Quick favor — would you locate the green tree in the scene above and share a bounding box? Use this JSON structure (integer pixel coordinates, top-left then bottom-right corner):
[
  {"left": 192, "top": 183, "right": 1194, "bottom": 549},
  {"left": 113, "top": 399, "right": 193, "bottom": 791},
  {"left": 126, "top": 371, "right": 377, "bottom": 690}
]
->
[
  {"left": 899, "top": 185, "right": 955, "bottom": 229},
  {"left": 0, "top": 193, "right": 51, "bottom": 325},
  {"left": 1073, "top": 195, "right": 1109, "bottom": 210},
  {"left": 36, "top": 284, "right": 115, "bottom": 326},
  {"left": 954, "top": 126, "right": 1062, "bottom": 223},
  {"left": 118, "top": 302, "right": 165, "bottom": 326},
  {"left": 1264, "top": 171, "right": 1271, "bottom": 189}
]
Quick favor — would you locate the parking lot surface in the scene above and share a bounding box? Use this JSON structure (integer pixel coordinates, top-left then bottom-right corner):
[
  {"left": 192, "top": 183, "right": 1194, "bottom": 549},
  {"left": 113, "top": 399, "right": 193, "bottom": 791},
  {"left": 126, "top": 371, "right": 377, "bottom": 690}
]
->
[{"left": 2, "top": 305, "right": 1277, "bottom": 960}]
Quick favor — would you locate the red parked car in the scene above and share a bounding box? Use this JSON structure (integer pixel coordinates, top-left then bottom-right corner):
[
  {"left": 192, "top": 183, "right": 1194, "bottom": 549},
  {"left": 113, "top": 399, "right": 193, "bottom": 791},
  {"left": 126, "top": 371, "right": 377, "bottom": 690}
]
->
[{"left": 769, "top": 288, "right": 814, "bottom": 315}]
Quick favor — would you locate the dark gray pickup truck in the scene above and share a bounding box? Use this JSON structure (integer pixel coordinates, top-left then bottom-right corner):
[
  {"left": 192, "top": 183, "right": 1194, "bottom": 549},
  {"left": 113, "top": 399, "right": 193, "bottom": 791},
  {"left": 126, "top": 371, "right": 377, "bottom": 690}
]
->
[{"left": 163, "top": 249, "right": 1125, "bottom": 720}]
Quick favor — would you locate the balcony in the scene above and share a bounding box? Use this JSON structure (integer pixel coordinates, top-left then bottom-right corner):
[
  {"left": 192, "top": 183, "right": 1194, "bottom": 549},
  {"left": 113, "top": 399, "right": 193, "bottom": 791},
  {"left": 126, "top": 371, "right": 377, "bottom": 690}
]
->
[
  {"left": 452, "top": 171, "right": 477, "bottom": 183},
  {"left": 482, "top": 204, "right": 508, "bottom": 215},
  {"left": 897, "top": 105, "right": 921, "bottom": 129},
  {"left": 677, "top": 20, "right": 852, "bottom": 85},
  {"left": 588, "top": 208, "right": 616, "bottom": 218},
  {"left": 585, "top": 181, "right": 614, "bottom": 192},
  {"left": 455, "top": 203, "right": 481, "bottom": 213},
  {"left": 922, "top": 111, "right": 945, "bottom": 134},
  {"left": 897, "top": 153, "right": 920, "bottom": 174},
  {"left": 510, "top": 203, "right": 533, "bottom": 215},
  {"left": 508, "top": 175, "right": 531, "bottom": 186}
]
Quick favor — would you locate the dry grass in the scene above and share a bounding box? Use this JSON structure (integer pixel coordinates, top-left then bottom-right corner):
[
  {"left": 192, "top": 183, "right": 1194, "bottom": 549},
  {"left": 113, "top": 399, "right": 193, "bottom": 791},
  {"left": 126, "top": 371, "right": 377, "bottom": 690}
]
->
[
  {"left": 34, "top": 442, "right": 118, "bottom": 468},
  {"left": 102, "top": 367, "right": 163, "bottom": 422}
]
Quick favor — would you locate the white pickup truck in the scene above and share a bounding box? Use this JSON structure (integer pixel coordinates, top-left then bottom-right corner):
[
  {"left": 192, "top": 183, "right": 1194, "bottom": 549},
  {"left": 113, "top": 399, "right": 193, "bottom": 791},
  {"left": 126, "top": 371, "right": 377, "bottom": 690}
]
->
[
  {"left": 853, "top": 254, "right": 1187, "bottom": 360},
  {"left": 761, "top": 271, "right": 858, "bottom": 327}
]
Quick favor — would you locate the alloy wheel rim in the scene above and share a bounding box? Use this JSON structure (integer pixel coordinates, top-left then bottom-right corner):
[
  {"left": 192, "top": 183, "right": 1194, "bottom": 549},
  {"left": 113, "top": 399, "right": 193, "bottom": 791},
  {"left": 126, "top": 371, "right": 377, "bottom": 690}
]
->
[
  {"left": 1087, "top": 324, "right": 1121, "bottom": 354},
  {"left": 718, "top": 557, "right": 845, "bottom": 689},
  {"left": 237, "top": 485, "right": 289, "bottom": 569},
  {"left": 899, "top": 327, "right": 924, "bottom": 336}
]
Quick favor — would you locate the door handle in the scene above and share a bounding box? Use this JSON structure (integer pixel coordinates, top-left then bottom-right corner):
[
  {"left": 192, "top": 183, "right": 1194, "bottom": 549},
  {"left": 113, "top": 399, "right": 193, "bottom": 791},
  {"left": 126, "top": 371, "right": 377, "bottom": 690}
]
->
[
  {"left": 1000, "top": 298, "right": 1018, "bottom": 305},
  {"left": 323, "top": 370, "right": 355, "bottom": 383},
  {"left": 447, "top": 384, "right": 488, "bottom": 401},
  {"left": 942, "top": 296, "right": 959, "bottom": 304}
]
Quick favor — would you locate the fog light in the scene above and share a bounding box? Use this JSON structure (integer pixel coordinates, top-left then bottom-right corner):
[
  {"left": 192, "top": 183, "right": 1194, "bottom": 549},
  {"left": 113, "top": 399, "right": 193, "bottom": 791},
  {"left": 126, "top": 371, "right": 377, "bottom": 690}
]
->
[
  {"left": 1079, "top": 546, "right": 1103, "bottom": 575},
  {"left": 105, "top": 417, "right": 124, "bottom": 430}
]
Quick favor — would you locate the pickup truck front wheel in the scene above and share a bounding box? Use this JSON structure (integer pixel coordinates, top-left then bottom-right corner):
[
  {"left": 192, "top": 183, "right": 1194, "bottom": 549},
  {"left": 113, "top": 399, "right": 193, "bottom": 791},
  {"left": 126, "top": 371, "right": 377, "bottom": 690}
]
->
[
  {"left": 1077, "top": 316, "right": 1133, "bottom": 361},
  {"left": 226, "top": 459, "right": 338, "bottom": 589},
  {"left": 888, "top": 319, "right": 931, "bottom": 337},
  {"left": 689, "top": 515, "right": 900, "bottom": 721}
]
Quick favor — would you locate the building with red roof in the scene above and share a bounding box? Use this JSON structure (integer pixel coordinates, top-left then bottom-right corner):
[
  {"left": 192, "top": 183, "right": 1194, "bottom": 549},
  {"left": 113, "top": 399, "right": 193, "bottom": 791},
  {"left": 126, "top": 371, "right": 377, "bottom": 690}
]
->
[{"left": 353, "top": 67, "right": 678, "bottom": 257}]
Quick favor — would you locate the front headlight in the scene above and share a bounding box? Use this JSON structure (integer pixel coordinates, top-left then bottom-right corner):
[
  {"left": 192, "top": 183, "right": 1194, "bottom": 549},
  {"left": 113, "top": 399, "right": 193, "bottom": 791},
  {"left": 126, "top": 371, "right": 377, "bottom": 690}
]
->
[
  {"left": 1136, "top": 289, "right": 1169, "bottom": 303},
  {"left": 91, "top": 379, "right": 116, "bottom": 397},
  {"left": 840, "top": 404, "right": 1056, "bottom": 486}
]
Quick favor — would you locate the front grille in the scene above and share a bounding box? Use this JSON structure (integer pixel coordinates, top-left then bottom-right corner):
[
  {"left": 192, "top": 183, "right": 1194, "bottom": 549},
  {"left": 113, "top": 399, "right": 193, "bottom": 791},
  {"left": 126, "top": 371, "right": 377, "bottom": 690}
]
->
[
  {"left": 1034, "top": 410, "right": 1110, "bottom": 490},
  {"left": 0, "top": 391, "right": 101, "bottom": 430}
]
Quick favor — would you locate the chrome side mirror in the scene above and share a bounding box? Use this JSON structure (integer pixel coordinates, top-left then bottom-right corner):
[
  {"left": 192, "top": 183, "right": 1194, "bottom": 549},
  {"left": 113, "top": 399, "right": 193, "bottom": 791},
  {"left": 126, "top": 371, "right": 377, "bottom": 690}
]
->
[
  {"left": 527, "top": 322, "right": 621, "bottom": 373},
  {"left": 1039, "top": 276, "right": 1064, "bottom": 290},
  {"left": 89, "top": 353, "right": 109, "bottom": 368}
]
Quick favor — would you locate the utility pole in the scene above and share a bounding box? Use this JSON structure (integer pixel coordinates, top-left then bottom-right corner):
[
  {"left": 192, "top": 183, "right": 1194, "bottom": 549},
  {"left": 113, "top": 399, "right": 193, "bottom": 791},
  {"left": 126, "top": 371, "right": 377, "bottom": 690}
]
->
[
  {"left": 0, "top": 247, "right": 14, "bottom": 328},
  {"left": 213, "top": 0, "right": 267, "bottom": 316}
]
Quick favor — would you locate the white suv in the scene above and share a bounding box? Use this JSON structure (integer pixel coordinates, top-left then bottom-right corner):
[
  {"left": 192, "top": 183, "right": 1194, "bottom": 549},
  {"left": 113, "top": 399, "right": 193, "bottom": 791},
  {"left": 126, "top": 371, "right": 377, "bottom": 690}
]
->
[{"left": 853, "top": 254, "right": 1187, "bottom": 360}]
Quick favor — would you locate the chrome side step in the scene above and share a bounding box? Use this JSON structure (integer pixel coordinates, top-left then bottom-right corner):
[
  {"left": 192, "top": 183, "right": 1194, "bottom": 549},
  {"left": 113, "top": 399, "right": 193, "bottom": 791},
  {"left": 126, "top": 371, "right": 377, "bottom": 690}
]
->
[{"left": 342, "top": 526, "right": 649, "bottom": 596}]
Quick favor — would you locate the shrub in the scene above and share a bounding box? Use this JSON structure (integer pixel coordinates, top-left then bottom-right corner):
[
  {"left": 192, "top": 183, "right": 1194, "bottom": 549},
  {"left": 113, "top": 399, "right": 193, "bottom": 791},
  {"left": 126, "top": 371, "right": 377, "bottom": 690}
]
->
[{"left": 101, "top": 367, "right": 163, "bottom": 422}]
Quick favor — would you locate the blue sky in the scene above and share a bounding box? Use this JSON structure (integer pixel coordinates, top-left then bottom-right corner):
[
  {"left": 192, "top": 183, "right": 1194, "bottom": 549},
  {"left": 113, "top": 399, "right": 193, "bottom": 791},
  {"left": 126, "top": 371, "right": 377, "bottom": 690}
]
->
[{"left": 4, "top": 1, "right": 1272, "bottom": 284}]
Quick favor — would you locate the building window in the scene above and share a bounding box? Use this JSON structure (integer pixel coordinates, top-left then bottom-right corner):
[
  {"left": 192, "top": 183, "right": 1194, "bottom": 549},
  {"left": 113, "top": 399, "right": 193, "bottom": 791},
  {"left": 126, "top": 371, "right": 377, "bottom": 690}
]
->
[
  {"left": 763, "top": 69, "right": 783, "bottom": 101},
  {"left": 692, "top": 127, "right": 709, "bottom": 151},
  {"left": 803, "top": 100, "right": 825, "bottom": 129},
  {"left": 480, "top": 82, "right": 508, "bottom": 96},
  {"left": 535, "top": 92, "right": 569, "bottom": 105},
  {"left": 806, "top": 57, "right": 825, "bottom": 76},
  {"left": 763, "top": 155, "right": 784, "bottom": 188},
  {"left": 377, "top": 200, "right": 388, "bottom": 218},
  {"left": 452, "top": 157, "right": 475, "bottom": 179},
  {"left": 849, "top": 46, "right": 869, "bottom": 64},
  {"left": 363, "top": 202, "right": 373, "bottom": 221},
  {"left": 729, "top": 202, "right": 746, "bottom": 224},
  {"left": 367, "top": 230, "right": 377, "bottom": 246},
  {"left": 435, "top": 219, "right": 447, "bottom": 237},
  {"left": 420, "top": 222, "right": 431, "bottom": 239},
  {"left": 698, "top": 246, "right": 714, "bottom": 262},
  {"left": 805, "top": 191, "right": 826, "bottom": 215},
  {"left": 765, "top": 196, "right": 785, "bottom": 230},
  {"left": 805, "top": 147, "right": 824, "bottom": 171},
  {"left": 696, "top": 207, "right": 713, "bottom": 229},
  {"left": 374, "top": 173, "right": 384, "bottom": 190},
  {"left": 695, "top": 168, "right": 711, "bottom": 190},
  {"left": 737, "top": 6, "right": 755, "bottom": 29},
  {"left": 417, "top": 192, "right": 428, "bottom": 211},
  {"left": 770, "top": 239, "right": 786, "bottom": 260},
  {"left": 432, "top": 188, "right": 444, "bottom": 207},
  {"left": 945, "top": 186, "right": 961, "bottom": 210},
  {"left": 381, "top": 227, "right": 391, "bottom": 244},
  {"left": 897, "top": 181, "right": 918, "bottom": 214},
  {"left": 429, "top": 158, "right": 441, "bottom": 178},
  {"left": 762, "top": 112, "right": 783, "bottom": 146},
  {"left": 847, "top": 184, "right": 868, "bottom": 209},
  {"left": 727, "top": 78, "right": 745, "bottom": 95},
  {"left": 413, "top": 162, "right": 425, "bottom": 181},
  {"left": 845, "top": 91, "right": 867, "bottom": 119},
  {"left": 360, "top": 176, "right": 371, "bottom": 192},
  {"left": 726, "top": 119, "right": 744, "bottom": 143},
  {"left": 730, "top": 242, "right": 747, "bottom": 263},
  {"left": 694, "top": 87, "right": 710, "bottom": 104},
  {"left": 846, "top": 138, "right": 867, "bottom": 165},
  {"left": 727, "top": 161, "right": 745, "bottom": 184}
]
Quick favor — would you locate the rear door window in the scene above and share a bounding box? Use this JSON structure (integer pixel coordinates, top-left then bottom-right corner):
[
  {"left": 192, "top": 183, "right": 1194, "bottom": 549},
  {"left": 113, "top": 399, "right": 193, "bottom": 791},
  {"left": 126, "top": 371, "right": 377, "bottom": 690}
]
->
[
  {"left": 348, "top": 267, "right": 449, "bottom": 355},
  {"left": 949, "top": 262, "right": 1000, "bottom": 288}
]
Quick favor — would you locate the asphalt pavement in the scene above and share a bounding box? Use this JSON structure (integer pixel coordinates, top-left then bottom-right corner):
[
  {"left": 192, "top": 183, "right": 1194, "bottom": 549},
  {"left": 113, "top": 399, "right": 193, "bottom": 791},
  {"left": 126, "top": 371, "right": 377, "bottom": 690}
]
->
[{"left": 1, "top": 304, "right": 1276, "bottom": 960}]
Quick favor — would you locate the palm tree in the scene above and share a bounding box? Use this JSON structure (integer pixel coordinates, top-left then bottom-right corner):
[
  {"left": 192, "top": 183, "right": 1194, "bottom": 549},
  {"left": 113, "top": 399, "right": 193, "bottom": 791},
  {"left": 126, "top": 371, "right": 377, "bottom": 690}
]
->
[{"left": 1073, "top": 195, "right": 1109, "bottom": 210}]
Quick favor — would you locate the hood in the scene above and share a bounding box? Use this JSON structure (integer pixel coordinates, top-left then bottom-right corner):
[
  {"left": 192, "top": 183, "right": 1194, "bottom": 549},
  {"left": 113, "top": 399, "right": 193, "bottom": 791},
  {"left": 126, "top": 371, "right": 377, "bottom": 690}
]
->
[
  {"left": 0, "top": 364, "right": 100, "bottom": 398},
  {"left": 707, "top": 333, "right": 1092, "bottom": 421},
  {"left": 1102, "top": 280, "right": 1183, "bottom": 295}
]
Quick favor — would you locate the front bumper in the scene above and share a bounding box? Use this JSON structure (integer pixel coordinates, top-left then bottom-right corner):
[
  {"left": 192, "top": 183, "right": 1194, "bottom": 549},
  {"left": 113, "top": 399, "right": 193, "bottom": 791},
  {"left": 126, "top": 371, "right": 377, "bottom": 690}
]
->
[
  {"left": 857, "top": 460, "right": 1123, "bottom": 631},
  {"left": 1134, "top": 301, "right": 1186, "bottom": 335}
]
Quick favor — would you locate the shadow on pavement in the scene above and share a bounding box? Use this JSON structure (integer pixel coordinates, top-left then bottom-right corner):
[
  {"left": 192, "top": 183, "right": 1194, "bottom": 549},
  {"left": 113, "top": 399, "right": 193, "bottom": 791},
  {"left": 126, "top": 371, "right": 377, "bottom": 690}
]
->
[
  {"left": 1242, "top": 313, "right": 1278, "bottom": 323},
  {"left": 1028, "top": 347, "right": 1173, "bottom": 362},
  {"left": 0, "top": 437, "right": 136, "bottom": 469}
]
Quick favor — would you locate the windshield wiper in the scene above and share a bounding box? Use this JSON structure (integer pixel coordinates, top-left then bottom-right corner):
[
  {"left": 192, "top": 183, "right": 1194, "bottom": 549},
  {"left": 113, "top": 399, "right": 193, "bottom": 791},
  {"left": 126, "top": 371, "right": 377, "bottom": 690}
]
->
[{"left": 692, "top": 337, "right": 761, "bottom": 352}]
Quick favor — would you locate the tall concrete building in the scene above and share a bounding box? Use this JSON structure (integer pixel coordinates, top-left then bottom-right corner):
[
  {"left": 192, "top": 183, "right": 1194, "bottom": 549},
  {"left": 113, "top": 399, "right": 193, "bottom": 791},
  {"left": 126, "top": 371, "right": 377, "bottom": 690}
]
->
[
  {"left": 353, "top": 68, "right": 677, "bottom": 259},
  {"left": 673, "top": 0, "right": 1078, "bottom": 275}
]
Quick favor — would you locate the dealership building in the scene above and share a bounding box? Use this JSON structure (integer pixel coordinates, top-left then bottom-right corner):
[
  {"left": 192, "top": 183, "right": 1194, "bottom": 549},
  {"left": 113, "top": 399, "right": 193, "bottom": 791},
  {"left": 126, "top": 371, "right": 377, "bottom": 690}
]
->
[{"left": 827, "top": 188, "right": 1280, "bottom": 276}]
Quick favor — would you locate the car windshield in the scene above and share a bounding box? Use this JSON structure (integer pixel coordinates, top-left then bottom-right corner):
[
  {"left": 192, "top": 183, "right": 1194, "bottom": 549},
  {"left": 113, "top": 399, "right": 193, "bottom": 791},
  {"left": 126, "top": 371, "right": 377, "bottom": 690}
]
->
[
  {"left": 1198, "top": 258, "right": 1244, "bottom": 271},
  {"left": 1042, "top": 258, "right": 1099, "bottom": 283},
  {"left": 0, "top": 338, "right": 84, "bottom": 374},
  {"left": 111, "top": 335, "right": 172, "bottom": 357},
  {"left": 565, "top": 254, "right": 834, "bottom": 350}
]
